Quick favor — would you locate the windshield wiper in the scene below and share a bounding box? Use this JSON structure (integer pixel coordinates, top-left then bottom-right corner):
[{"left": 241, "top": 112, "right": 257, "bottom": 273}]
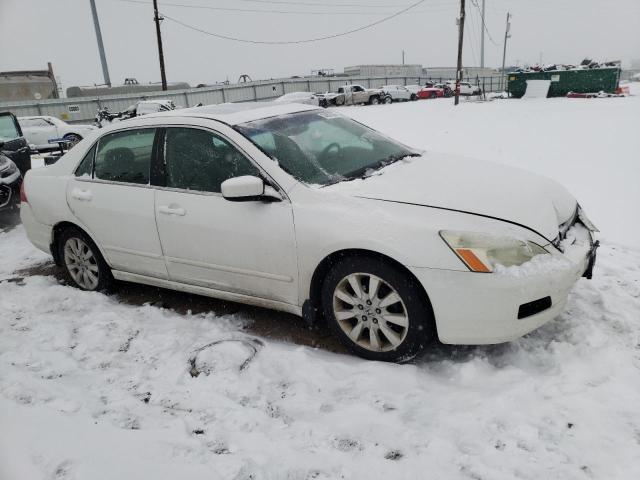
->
[{"left": 341, "top": 152, "right": 421, "bottom": 181}]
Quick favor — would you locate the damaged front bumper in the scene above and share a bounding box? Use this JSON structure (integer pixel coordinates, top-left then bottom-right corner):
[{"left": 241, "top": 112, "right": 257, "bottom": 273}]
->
[{"left": 553, "top": 205, "right": 599, "bottom": 279}]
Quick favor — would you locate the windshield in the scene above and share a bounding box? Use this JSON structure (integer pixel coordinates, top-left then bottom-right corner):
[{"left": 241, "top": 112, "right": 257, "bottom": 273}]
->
[
  {"left": 235, "top": 110, "right": 417, "bottom": 185},
  {"left": 0, "top": 114, "right": 21, "bottom": 142}
]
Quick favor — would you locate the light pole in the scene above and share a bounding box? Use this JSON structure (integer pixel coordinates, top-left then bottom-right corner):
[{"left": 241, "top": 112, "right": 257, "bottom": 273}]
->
[
  {"left": 455, "top": 0, "right": 466, "bottom": 106},
  {"left": 89, "top": 0, "right": 111, "bottom": 87},
  {"left": 500, "top": 12, "right": 511, "bottom": 91},
  {"left": 480, "top": 0, "right": 485, "bottom": 69}
]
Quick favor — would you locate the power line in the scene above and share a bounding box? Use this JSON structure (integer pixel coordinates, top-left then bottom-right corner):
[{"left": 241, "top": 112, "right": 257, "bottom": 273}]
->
[
  {"left": 466, "top": 6, "right": 479, "bottom": 67},
  {"left": 159, "top": 0, "right": 428, "bottom": 44},
  {"left": 470, "top": 0, "right": 500, "bottom": 46},
  {"left": 115, "top": 0, "right": 452, "bottom": 16},
  {"left": 236, "top": 0, "right": 423, "bottom": 7}
]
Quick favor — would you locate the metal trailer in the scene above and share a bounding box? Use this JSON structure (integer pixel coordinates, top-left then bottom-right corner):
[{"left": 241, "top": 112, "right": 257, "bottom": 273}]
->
[{"left": 507, "top": 67, "right": 621, "bottom": 98}]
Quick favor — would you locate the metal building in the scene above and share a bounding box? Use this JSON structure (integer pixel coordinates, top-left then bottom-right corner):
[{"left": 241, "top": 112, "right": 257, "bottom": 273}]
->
[
  {"left": 0, "top": 63, "right": 59, "bottom": 101},
  {"left": 344, "top": 65, "right": 424, "bottom": 77}
]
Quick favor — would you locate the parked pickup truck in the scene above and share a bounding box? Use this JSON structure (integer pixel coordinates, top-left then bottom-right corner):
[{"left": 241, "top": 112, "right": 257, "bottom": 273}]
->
[{"left": 330, "top": 84, "right": 390, "bottom": 106}]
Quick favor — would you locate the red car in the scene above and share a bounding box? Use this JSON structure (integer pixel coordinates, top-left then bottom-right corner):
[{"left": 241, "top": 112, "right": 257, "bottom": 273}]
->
[{"left": 417, "top": 86, "right": 445, "bottom": 99}]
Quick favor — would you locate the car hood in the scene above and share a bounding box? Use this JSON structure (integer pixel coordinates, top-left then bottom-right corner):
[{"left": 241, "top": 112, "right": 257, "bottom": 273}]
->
[{"left": 326, "top": 152, "right": 577, "bottom": 242}]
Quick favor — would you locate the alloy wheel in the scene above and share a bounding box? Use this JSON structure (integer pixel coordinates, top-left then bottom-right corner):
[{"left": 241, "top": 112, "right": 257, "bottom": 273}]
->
[
  {"left": 63, "top": 237, "right": 100, "bottom": 290},
  {"left": 332, "top": 272, "right": 409, "bottom": 352}
]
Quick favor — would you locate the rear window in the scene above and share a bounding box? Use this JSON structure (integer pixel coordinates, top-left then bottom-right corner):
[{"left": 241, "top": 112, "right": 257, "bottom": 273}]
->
[{"left": 94, "top": 128, "right": 155, "bottom": 184}]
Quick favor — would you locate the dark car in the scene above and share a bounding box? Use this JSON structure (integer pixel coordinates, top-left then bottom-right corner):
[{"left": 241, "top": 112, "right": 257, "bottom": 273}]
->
[
  {"left": 0, "top": 153, "right": 22, "bottom": 210},
  {"left": 0, "top": 111, "right": 32, "bottom": 175}
]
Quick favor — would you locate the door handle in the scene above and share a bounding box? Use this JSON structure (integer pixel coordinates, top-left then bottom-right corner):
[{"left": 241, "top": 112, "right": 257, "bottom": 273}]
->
[
  {"left": 71, "top": 188, "right": 92, "bottom": 201},
  {"left": 158, "top": 205, "right": 186, "bottom": 216}
]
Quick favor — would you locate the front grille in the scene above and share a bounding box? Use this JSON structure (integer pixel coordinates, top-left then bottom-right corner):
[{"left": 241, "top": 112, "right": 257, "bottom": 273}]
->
[{"left": 518, "top": 296, "right": 552, "bottom": 319}]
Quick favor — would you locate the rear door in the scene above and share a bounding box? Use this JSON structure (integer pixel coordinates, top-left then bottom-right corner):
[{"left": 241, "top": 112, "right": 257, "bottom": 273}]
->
[
  {"left": 0, "top": 112, "right": 31, "bottom": 174},
  {"left": 398, "top": 86, "right": 411, "bottom": 100},
  {"left": 153, "top": 126, "right": 299, "bottom": 305},
  {"left": 66, "top": 127, "right": 168, "bottom": 279},
  {"left": 22, "top": 118, "right": 55, "bottom": 149}
]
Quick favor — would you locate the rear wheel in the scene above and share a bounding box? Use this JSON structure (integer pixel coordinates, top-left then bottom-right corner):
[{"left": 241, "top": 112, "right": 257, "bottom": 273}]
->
[
  {"left": 58, "top": 227, "right": 112, "bottom": 291},
  {"left": 384, "top": 96, "right": 393, "bottom": 104},
  {"left": 321, "top": 256, "right": 435, "bottom": 362}
]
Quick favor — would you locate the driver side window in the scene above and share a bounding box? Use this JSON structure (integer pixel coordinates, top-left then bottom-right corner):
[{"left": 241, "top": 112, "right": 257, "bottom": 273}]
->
[{"left": 164, "top": 127, "right": 259, "bottom": 193}]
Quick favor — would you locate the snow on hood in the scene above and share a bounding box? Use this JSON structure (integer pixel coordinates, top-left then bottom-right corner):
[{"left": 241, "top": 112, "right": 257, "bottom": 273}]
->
[{"left": 326, "top": 152, "right": 577, "bottom": 241}]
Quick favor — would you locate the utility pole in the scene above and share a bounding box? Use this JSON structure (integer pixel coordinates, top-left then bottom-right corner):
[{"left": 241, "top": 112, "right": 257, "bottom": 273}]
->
[
  {"left": 402, "top": 50, "right": 405, "bottom": 65},
  {"left": 153, "top": 0, "right": 168, "bottom": 91},
  {"left": 454, "top": 0, "right": 465, "bottom": 106},
  {"left": 500, "top": 12, "right": 511, "bottom": 91},
  {"left": 480, "top": 0, "right": 486, "bottom": 68},
  {"left": 89, "top": 0, "right": 111, "bottom": 87}
]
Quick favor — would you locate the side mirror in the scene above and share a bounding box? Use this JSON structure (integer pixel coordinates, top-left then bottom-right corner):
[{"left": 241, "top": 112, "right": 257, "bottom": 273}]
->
[{"left": 221, "top": 175, "right": 281, "bottom": 202}]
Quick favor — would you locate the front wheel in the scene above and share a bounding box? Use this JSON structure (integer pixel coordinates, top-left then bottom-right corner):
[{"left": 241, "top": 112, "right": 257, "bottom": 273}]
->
[
  {"left": 321, "top": 256, "right": 435, "bottom": 362},
  {"left": 369, "top": 96, "right": 380, "bottom": 105},
  {"left": 410, "top": 94, "right": 417, "bottom": 101},
  {"left": 58, "top": 227, "right": 112, "bottom": 291},
  {"left": 384, "top": 96, "right": 393, "bottom": 104}
]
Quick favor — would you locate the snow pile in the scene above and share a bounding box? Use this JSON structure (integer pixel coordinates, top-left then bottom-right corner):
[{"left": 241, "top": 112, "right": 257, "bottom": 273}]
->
[{"left": 492, "top": 250, "right": 575, "bottom": 278}]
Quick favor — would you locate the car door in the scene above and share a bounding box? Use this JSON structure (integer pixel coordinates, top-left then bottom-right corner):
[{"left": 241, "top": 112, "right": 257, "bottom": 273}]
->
[
  {"left": 0, "top": 113, "right": 31, "bottom": 174},
  {"left": 352, "top": 85, "right": 366, "bottom": 104},
  {"left": 66, "top": 127, "right": 168, "bottom": 279},
  {"left": 397, "top": 86, "right": 411, "bottom": 100},
  {"left": 339, "top": 87, "right": 353, "bottom": 105},
  {"left": 154, "top": 126, "right": 299, "bottom": 305},
  {"left": 34, "top": 118, "right": 58, "bottom": 147}
]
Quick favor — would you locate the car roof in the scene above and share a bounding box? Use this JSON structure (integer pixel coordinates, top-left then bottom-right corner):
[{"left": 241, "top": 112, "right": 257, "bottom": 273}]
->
[{"left": 142, "top": 101, "right": 322, "bottom": 126}]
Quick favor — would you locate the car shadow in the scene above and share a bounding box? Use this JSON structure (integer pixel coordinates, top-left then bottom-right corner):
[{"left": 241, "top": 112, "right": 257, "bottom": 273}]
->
[{"left": 0, "top": 207, "right": 22, "bottom": 232}]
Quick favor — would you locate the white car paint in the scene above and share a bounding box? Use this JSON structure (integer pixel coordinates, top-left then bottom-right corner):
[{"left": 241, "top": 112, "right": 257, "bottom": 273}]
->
[
  {"left": 20, "top": 102, "right": 596, "bottom": 354},
  {"left": 446, "top": 81, "right": 482, "bottom": 95},
  {"left": 18, "top": 116, "right": 96, "bottom": 150},
  {"left": 381, "top": 85, "right": 413, "bottom": 101}
]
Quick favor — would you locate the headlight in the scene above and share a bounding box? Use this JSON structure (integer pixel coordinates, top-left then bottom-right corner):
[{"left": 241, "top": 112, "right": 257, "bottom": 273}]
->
[
  {"left": 440, "top": 230, "right": 548, "bottom": 273},
  {"left": 0, "top": 155, "right": 17, "bottom": 174}
]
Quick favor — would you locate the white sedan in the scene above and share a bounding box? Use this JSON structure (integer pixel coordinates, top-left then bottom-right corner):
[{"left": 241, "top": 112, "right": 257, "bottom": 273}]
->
[
  {"left": 381, "top": 85, "right": 415, "bottom": 102},
  {"left": 18, "top": 116, "right": 96, "bottom": 151},
  {"left": 446, "top": 81, "right": 482, "bottom": 95},
  {"left": 20, "top": 103, "right": 598, "bottom": 361}
]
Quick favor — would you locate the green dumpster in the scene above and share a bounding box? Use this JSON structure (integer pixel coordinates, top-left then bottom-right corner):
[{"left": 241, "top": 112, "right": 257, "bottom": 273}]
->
[{"left": 507, "top": 67, "right": 621, "bottom": 98}]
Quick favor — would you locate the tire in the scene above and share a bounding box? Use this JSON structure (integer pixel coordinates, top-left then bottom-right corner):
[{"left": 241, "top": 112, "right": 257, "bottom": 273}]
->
[
  {"left": 57, "top": 227, "right": 112, "bottom": 291},
  {"left": 384, "top": 96, "right": 393, "bottom": 104},
  {"left": 63, "top": 133, "right": 82, "bottom": 149},
  {"left": 321, "top": 256, "right": 435, "bottom": 362},
  {"left": 430, "top": 92, "right": 437, "bottom": 99},
  {"left": 410, "top": 94, "right": 417, "bottom": 101},
  {"left": 369, "top": 96, "right": 380, "bottom": 105}
]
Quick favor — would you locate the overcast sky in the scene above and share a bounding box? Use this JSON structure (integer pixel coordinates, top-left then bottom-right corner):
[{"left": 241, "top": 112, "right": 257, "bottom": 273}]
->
[{"left": 1, "top": 0, "right": 638, "bottom": 90}]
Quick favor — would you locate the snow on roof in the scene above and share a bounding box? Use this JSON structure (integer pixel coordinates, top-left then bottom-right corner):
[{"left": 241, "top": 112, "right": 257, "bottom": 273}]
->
[{"left": 155, "top": 101, "right": 321, "bottom": 125}]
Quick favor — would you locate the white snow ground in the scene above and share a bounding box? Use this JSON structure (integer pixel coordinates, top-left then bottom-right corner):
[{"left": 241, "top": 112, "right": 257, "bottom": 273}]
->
[{"left": 1, "top": 86, "right": 640, "bottom": 480}]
